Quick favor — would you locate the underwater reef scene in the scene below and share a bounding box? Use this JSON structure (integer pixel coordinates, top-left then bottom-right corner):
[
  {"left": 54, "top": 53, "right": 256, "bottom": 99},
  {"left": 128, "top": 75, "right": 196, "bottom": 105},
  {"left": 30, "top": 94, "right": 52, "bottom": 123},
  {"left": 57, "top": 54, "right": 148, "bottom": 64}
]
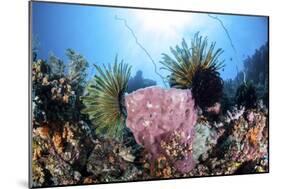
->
[{"left": 31, "top": 2, "right": 269, "bottom": 188}]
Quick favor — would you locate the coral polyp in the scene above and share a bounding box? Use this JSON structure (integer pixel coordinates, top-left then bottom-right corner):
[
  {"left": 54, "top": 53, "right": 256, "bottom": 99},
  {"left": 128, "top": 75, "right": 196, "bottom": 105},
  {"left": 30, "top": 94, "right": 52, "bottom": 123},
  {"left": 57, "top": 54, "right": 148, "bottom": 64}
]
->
[
  {"left": 160, "top": 33, "right": 224, "bottom": 89},
  {"left": 81, "top": 56, "right": 131, "bottom": 140}
]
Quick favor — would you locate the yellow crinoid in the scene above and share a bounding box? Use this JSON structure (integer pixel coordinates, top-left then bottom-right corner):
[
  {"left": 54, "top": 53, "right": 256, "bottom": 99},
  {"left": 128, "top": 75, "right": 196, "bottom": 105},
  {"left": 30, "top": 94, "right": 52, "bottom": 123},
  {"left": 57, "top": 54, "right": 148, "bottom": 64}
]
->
[
  {"left": 81, "top": 55, "right": 131, "bottom": 140},
  {"left": 160, "top": 32, "right": 224, "bottom": 89}
]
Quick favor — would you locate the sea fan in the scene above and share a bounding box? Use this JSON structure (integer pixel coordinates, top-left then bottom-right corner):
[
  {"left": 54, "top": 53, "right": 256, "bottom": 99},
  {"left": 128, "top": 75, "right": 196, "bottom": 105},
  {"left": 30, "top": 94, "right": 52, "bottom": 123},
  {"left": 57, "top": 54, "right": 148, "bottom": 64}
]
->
[
  {"left": 160, "top": 32, "right": 224, "bottom": 89},
  {"left": 81, "top": 56, "right": 131, "bottom": 140}
]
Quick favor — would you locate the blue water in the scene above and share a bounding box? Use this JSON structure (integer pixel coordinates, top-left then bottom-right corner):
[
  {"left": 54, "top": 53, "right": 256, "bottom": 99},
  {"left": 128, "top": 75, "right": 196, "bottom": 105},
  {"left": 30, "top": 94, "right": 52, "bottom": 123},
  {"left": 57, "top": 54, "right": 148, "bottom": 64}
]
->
[{"left": 31, "top": 2, "right": 268, "bottom": 86}]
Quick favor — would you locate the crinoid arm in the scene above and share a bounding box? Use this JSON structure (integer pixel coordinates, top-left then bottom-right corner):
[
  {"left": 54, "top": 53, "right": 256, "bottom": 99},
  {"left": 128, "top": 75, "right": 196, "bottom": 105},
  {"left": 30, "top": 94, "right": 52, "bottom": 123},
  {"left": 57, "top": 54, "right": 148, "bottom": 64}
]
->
[
  {"left": 160, "top": 32, "right": 224, "bottom": 89},
  {"left": 81, "top": 55, "right": 131, "bottom": 140}
]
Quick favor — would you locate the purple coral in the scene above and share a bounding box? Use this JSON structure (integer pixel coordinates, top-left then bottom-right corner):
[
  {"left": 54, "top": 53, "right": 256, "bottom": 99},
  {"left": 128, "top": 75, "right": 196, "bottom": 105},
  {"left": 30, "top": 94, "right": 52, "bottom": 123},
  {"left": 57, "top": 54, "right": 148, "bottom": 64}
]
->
[
  {"left": 125, "top": 86, "right": 197, "bottom": 173},
  {"left": 247, "top": 111, "right": 255, "bottom": 123}
]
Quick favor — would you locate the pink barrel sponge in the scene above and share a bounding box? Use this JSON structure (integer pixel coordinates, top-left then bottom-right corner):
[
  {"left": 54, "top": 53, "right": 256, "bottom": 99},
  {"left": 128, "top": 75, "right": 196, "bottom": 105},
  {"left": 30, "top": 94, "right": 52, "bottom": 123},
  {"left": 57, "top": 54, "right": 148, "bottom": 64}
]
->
[{"left": 125, "top": 86, "right": 197, "bottom": 173}]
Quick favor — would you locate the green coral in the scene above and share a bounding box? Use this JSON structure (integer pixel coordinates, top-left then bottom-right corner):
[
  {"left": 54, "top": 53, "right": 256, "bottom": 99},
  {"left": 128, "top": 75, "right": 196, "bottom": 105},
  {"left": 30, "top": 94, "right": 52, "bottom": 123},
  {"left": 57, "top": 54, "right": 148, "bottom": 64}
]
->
[
  {"left": 160, "top": 32, "right": 224, "bottom": 89},
  {"left": 81, "top": 56, "right": 131, "bottom": 140}
]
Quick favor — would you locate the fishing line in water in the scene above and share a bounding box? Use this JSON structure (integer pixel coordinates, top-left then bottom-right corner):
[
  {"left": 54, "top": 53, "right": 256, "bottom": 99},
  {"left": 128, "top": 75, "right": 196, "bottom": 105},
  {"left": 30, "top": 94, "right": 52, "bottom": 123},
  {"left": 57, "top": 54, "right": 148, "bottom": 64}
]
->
[
  {"left": 115, "top": 15, "right": 168, "bottom": 87},
  {"left": 207, "top": 14, "right": 242, "bottom": 75}
]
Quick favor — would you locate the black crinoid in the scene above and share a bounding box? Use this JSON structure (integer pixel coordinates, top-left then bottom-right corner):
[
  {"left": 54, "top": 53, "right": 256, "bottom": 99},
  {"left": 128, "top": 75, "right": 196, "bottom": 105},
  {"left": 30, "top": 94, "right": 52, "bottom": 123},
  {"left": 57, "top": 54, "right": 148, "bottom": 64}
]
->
[
  {"left": 191, "top": 65, "right": 224, "bottom": 109},
  {"left": 235, "top": 82, "right": 257, "bottom": 109}
]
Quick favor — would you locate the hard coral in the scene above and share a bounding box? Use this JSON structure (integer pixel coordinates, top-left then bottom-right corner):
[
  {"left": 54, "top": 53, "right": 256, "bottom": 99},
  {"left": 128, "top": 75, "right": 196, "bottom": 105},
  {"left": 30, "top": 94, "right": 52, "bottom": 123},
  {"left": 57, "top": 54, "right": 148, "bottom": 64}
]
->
[
  {"left": 125, "top": 86, "right": 197, "bottom": 174},
  {"left": 32, "top": 121, "right": 95, "bottom": 187},
  {"left": 32, "top": 59, "right": 76, "bottom": 124},
  {"left": 192, "top": 121, "right": 223, "bottom": 163},
  {"left": 188, "top": 108, "right": 268, "bottom": 176}
]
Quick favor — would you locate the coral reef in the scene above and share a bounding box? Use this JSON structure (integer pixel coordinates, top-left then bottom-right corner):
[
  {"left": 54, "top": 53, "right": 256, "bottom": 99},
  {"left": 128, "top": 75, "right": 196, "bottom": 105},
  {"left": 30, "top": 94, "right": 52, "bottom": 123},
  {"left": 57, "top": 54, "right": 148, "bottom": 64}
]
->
[
  {"left": 125, "top": 86, "right": 197, "bottom": 174},
  {"left": 187, "top": 107, "right": 268, "bottom": 176},
  {"left": 160, "top": 33, "right": 224, "bottom": 89},
  {"left": 32, "top": 121, "right": 95, "bottom": 187},
  {"left": 32, "top": 52, "right": 94, "bottom": 187},
  {"left": 31, "top": 41, "right": 268, "bottom": 187},
  {"left": 32, "top": 59, "right": 76, "bottom": 123},
  {"left": 223, "top": 42, "right": 268, "bottom": 108},
  {"left": 86, "top": 138, "right": 145, "bottom": 182}
]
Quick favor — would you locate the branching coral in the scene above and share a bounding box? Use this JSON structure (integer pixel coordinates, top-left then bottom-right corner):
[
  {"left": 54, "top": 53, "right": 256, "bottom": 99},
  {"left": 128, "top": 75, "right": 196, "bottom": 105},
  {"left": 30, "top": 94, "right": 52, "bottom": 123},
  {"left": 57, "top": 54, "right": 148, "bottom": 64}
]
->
[
  {"left": 160, "top": 32, "right": 224, "bottom": 89},
  {"left": 81, "top": 56, "right": 131, "bottom": 140},
  {"left": 225, "top": 106, "right": 245, "bottom": 123}
]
